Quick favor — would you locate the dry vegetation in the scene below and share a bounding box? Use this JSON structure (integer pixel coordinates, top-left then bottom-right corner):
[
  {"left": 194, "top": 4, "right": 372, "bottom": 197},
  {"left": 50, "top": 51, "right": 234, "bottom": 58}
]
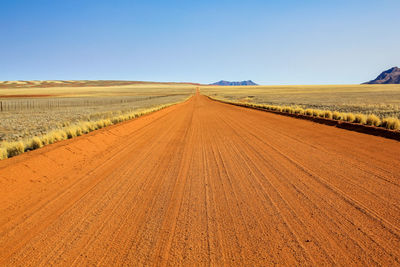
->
[
  {"left": 201, "top": 84, "right": 400, "bottom": 118},
  {"left": 0, "top": 81, "right": 195, "bottom": 159},
  {"left": 201, "top": 84, "right": 400, "bottom": 131},
  {"left": 207, "top": 96, "right": 400, "bottom": 131}
]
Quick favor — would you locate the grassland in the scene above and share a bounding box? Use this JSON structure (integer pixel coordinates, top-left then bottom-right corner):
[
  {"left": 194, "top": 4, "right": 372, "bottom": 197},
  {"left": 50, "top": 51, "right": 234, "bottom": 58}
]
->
[
  {"left": 200, "top": 84, "right": 400, "bottom": 119},
  {"left": 0, "top": 81, "right": 196, "bottom": 159}
]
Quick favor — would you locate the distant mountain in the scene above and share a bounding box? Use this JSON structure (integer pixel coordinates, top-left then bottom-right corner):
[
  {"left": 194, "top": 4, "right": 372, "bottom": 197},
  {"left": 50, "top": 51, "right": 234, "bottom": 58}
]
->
[
  {"left": 364, "top": 67, "right": 400, "bottom": 84},
  {"left": 210, "top": 80, "right": 258, "bottom": 86}
]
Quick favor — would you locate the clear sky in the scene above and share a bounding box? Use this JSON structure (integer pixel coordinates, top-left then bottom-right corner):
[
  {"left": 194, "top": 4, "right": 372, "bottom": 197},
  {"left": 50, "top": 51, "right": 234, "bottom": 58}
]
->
[{"left": 1, "top": 0, "right": 399, "bottom": 84}]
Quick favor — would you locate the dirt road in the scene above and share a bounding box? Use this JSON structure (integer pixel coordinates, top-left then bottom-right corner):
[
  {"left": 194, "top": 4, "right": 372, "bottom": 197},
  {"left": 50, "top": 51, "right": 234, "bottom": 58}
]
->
[{"left": 1, "top": 93, "right": 400, "bottom": 266}]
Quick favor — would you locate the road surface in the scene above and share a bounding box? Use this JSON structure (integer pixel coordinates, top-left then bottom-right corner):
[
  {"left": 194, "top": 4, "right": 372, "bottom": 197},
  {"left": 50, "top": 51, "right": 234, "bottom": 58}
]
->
[{"left": 1, "top": 93, "right": 400, "bottom": 266}]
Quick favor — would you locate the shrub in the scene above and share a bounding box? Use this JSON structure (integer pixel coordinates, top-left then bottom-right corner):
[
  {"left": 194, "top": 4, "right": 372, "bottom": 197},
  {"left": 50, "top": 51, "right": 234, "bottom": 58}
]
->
[
  {"left": 6, "top": 141, "right": 25, "bottom": 157},
  {"left": 366, "top": 114, "right": 381, "bottom": 126},
  {"left": 0, "top": 147, "right": 7, "bottom": 160},
  {"left": 75, "top": 126, "right": 83, "bottom": 136},
  {"left": 324, "top": 110, "right": 333, "bottom": 119},
  {"left": 42, "top": 134, "right": 53, "bottom": 145},
  {"left": 96, "top": 120, "right": 105, "bottom": 129},
  {"left": 283, "top": 106, "right": 291, "bottom": 113},
  {"left": 294, "top": 107, "right": 304, "bottom": 115},
  {"left": 41, "top": 135, "right": 51, "bottom": 145},
  {"left": 381, "top": 117, "right": 400, "bottom": 130},
  {"left": 345, "top": 113, "right": 355, "bottom": 122},
  {"left": 312, "top": 110, "right": 319, "bottom": 117},
  {"left": 354, "top": 114, "right": 367, "bottom": 124},
  {"left": 103, "top": 119, "right": 112, "bottom": 127},
  {"left": 305, "top": 109, "right": 313, "bottom": 116},
  {"left": 65, "top": 127, "right": 77, "bottom": 139},
  {"left": 78, "top": 122, "right": 90, "bottom": 134},
  {"left": 390, "top": 118, "right": 400, "bottom": 130},
  {"left": 332, "top": 111, "right": 343, "bottom": 120},
  {"left": 87, "top": 122, "right": 96, "bottom": 131},
  {"left": 49, "top": 130, "right": 67, "bottom": 142},
  {"left": 29, "top": 137, "right": 43, "bottom": 150}
]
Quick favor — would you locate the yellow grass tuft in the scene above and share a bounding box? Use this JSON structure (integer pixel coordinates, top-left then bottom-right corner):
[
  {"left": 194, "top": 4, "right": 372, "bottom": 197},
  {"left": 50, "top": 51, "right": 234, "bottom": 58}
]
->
[
  {"left": 332, "top": 111, "right": 343, "bottom": 120},
  {"left": 354, "top": 114, "right": 367, "bottom": 124},
  {"left": 25, "top": 137, "right": 43, "bottom": 150},
  {"left": 5, "top": 141, "right": 25, "bottom": 157},
  {"left": 40, "top": 134, "right": 51, "bottom": 145},
  {"left": 366, "top": 114, "right": 381, "bottom": 126},
  {"left": 65, "top": 127, "right": 77, "bottom": 139},
  {"left": 47, "top": 130, "right": 68, "bottom": 143},
  {"left": 305, "top": 109, "right": 313, "bottom": 116},
  {"left": 323, "top": 110, "right": 333, "bottom": 119},
  {"left": 0, "top": 147, "right": 7, "bottom": 160},
  {"left": 345, "top": 113, "right": 355, "bottom": 122},
  {"left": 294, "top": 107, "right": 305, "bottom": 115},
  {"left": 382, "top": 117, "right": 400, "bottom": 130}
]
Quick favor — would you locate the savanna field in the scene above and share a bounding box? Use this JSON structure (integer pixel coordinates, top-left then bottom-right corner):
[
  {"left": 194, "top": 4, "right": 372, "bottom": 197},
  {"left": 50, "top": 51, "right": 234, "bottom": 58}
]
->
[
  {"left": 200, "top": 84, "right": 400, "bottom": 131},
  {"left": 0, "top": 81, "right": 195, "bottom": 159}
]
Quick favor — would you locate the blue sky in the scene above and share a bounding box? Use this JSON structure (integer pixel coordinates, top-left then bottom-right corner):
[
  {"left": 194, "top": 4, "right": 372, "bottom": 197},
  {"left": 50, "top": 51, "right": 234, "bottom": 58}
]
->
[{"left": 1, "top": 0, "right": 399, "bottom": 84}]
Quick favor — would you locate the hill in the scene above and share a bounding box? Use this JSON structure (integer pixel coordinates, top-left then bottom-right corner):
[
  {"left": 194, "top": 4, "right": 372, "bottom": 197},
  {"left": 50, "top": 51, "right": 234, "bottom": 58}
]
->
[
  {"left": 364, "top": 67, "right": 400, "bottom": 84},
  {"left": 0, "top": 80, "right": 201, "bottom": 89},
  {"left": 211, "top": 80, "right": 258, "bottom": 86}
]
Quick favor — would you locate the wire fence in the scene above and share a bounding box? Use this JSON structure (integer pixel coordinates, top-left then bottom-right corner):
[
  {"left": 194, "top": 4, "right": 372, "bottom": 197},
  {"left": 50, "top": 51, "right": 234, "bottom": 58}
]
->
[{"left": 0, "top": 94, "right": 186, "bottom": 112}]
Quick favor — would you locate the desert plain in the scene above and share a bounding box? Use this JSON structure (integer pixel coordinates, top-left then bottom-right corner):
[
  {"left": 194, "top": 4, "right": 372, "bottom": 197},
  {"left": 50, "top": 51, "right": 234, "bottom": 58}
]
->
[{"left": 0, "top": 82, "right": 400, "bottom": 265}]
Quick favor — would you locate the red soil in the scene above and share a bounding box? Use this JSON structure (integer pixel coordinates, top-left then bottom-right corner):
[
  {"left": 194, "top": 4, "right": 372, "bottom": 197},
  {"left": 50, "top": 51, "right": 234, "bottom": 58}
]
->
[{"left": 1, "top": 93, "right": 400, "bottom": 265}]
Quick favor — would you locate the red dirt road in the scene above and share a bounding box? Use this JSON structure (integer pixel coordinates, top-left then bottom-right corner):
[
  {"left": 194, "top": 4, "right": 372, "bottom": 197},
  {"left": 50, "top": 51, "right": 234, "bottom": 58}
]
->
[{"left": 1, "top": 93, "right": 400, "bottom": 266}]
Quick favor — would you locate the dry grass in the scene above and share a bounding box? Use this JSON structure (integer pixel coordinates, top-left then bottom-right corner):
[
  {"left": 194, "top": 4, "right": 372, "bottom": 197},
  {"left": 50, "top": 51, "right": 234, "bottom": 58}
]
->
[
  {"left": 366, "top": 114, "right": 381, "bottom": 126},
  {"left": 332, "top": 111, "right": 343, "bottom": 120},
  {"left": 324, "top": 111, "right": 333, "bottom": 119},
  {"left": 345, "top": 113, "right": 355, "bottom": 122},
  {"left": 0, "top": 99, "right": 190, "bottom": 159},
  {"left": 203, "top": 84, "right": 400, "bottom": 132},
  {"left": 382, "top": 117, "right": 400, "bottom": 130},
  {"left": 0, "top": 147, "right": 7, "bottom": 160},
  {"left": 0, "top": 83, "right": 195, "bottom": 143},
  {"left": 25, "top": 137, "right": 43, "bottom": 150},
  {"left": 208, "top": 95, "right": 400, "bottom": 132},
  {"left": 305, "top": 109, "right": 313, "bottom": 116},
  {"left": 4, "top": 141, "right": 25, "bottom": 157},
  {"left": 0, "top": 82, "right": 195, "bottom": 160},
  {"left": 201, "top": 84, "right": 400, "bottom": 119},
  {"left": 354, "top": 114, "right": 367, "bottom": 124}
]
